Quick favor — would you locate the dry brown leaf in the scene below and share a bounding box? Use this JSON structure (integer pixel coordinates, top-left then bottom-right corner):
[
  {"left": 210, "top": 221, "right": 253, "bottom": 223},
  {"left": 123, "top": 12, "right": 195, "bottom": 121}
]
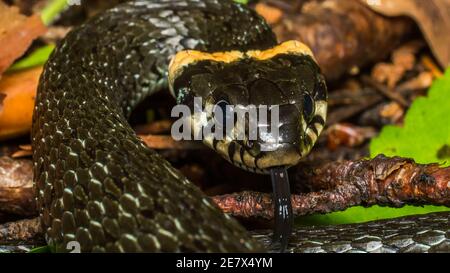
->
[
  {"left": 392, "top": 48, "right": 416, "bottom": 71},
  {"left": 326, "top": 123, "right": 376, "bottom": 150},
  {"left": 11, "top": 149, "right": 33, "bottom": 158},
  {"left": 255, "top": 3, "right": 283, "bottom": 24},
  {"left": 138, "top": 135, "right": 204, "bottom": 150},
  {"left": 380, "top": 101, "right": 404, "bottom": 124},
  {"left": 0, "top": 2, "right": 46, "bottom": 75},
  {"left": 371, "top": 62, "right": 405, "bottom": 88},
  {"left": 272, "top": 0, "right": 414, "bottom": 80},
  {"left": 0, "top": 66, "right": 42, "bottom": 141},
  {"left": 396, "top": 71, "right": 434, "bottom": 93},
  {"left": 370, "top": 41, "right": 424, "bottom": 88},
  {"left": 11, "top": 143, "right": 33, "bottom": 159},
  {"left": 362, "top": 0, "right": 450, "bottom": 68},
  {"left": 18, "top": 144, "right": 32, "bottom": 151},
  {"left": 0, "top": 93, "right": 5, "bottom": 112}
]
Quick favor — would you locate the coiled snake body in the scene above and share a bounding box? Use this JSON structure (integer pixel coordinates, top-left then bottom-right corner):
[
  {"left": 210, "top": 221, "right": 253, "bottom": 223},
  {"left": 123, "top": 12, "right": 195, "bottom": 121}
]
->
[{"left": 32, "top": 0, "right": 449, "bottom": 253}]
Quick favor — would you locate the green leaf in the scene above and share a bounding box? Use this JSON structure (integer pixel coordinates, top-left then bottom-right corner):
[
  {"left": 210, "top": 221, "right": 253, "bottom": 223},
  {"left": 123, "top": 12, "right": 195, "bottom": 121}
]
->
[
  {"left": 28, "top": 245, "right": 52, "bottom": 253},
  {"left": 371, "top": 68, "right": 450, "bottom": 164},
  {"left": 234, "top": 0, "right": 249, "bottom": 4},
  {"left": 299, "top": 68, "right": 450, "bottom": 226},
  {"left": 7, "top": 45, "right": 55, "bottom": 72},
  {"left": 297, "top": 205, "right": 448, "bottom": 226},
  {"left": 41, "top": 0, "right": 70, "bottom": 26}
]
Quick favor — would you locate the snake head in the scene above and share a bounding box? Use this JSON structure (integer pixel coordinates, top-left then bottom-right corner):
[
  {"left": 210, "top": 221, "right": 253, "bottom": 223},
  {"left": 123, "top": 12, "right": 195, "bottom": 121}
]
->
[{"left": 169, "top": 41, "right": 327, "bottom": 173}]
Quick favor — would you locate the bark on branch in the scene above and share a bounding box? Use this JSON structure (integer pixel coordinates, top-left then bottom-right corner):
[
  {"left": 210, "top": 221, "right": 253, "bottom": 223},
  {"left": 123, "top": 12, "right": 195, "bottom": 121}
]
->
[
  {"left": 0, "top": 157, "right": 35, "bottom": 216},
  {"left": 0, "top": 218, "right": 41, "bottom": 243},
  {"left": 0, "top": 155, "right": 449, "bottom": 220},
  {"left": 212, "top": 155, "right": 450, "bottom": 219}
]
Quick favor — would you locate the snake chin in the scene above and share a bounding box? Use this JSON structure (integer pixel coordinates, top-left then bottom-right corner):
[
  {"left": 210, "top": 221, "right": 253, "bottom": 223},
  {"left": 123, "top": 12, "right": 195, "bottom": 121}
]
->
[{"left": 205, "top": 137, "right": 303, "bottom": 174}]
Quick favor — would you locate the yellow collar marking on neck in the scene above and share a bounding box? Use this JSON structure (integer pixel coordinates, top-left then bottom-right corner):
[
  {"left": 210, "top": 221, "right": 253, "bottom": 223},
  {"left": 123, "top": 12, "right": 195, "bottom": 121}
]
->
[
  {"left": 168, "top": 50, "right": 243, "bottom": 94},
  {"left": 168, "top": 40, "right": 314, "bottom": 92},
  {"left": 246, "top": 40, "right": 314, "bottom": 61}
]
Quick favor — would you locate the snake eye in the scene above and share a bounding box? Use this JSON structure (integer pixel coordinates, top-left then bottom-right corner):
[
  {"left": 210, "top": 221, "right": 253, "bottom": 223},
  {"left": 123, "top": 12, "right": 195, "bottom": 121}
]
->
[{"left": 302, "top": 93, "right": 315, "bottom": 120}]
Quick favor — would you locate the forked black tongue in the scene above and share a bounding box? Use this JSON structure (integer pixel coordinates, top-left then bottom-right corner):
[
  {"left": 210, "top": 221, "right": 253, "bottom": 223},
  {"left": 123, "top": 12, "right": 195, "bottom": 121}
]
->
[{"left": 269, "top": 167, "right": 293, "bottom": 253}]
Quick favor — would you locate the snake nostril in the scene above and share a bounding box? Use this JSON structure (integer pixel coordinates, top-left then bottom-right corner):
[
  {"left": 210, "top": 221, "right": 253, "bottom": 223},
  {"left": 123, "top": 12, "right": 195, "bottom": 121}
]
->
[
  {"left": 247, "top": 139, "right": 257, "bottom": 149},
  {"left": 245, "top": 139, "right": 262, "bottom": 156}
]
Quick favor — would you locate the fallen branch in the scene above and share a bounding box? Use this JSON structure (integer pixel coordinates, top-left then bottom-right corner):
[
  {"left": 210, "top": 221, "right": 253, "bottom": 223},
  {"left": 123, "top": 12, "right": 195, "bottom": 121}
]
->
[
  {"left": 0, "top": 156, "right": 35, "bottom": 216},
  {"left": 1, "top": 155, "right": 449, "bottom": 220},
  {"left": 362, "top": 75, "right": 410, "bottom": 107},
  {"left": 212, "top": 155, "right": 450, "bottom": 219}
]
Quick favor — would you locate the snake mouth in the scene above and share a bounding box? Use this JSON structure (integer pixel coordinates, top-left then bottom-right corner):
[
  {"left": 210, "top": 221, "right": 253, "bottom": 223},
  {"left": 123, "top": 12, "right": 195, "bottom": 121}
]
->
[
  {"left": 253, "top": 144, "right": 302, "bottom": 170},
  {"left": 226, "top": 142, "right": 302, "bottom": 174}
]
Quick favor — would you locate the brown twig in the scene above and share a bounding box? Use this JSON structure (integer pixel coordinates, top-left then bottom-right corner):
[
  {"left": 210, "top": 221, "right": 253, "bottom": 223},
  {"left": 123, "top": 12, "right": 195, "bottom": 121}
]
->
[
  {"left": 326, "top": 92, "right": 383, "bottom": 125},
  {"left": 362, "top": 76, "right": 410, "bottom": 107},
  {"left": 212, "top": 155, "right": 450, "bottom": 219},
  {"left": 358, "top": 101, "right": 405, "bottom": 127},
  {"left": 421, "top": 55, "right": 444, "bottom": 79},
  {"left": 1, "top": 155, "right": 449, "bottom": 221}
]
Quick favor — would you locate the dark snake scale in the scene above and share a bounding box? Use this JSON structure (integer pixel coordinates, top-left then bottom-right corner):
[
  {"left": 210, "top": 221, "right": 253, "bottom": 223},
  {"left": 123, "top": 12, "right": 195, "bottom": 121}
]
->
[
  {"left": 256, "top": 212, "right": 450, "bottom": 253},
  {"left": 32, "top": 0, "right": 449, "bottom": 253}
]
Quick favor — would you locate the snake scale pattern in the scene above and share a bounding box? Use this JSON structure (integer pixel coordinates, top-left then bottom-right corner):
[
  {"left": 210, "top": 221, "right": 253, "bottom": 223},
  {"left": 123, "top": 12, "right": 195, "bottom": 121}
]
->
[
  {"left": 255, "top": 212, "right": 450, "bottom": 253},
  {"left": 32, "top": 0, "right": 449, "bottom": 253}
]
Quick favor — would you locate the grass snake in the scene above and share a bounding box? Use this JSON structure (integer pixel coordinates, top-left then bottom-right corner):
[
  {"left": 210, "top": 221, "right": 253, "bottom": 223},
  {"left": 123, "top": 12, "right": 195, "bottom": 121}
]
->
[{"left": 32, "top": 0, "right": 449, "bottom": 253}]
